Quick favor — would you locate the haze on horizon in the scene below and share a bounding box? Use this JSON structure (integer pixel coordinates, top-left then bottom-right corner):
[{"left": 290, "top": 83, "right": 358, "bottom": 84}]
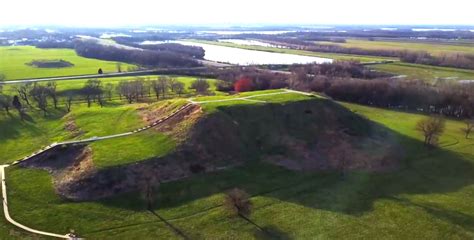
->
[{"left": 1, "top": 0, "right": 474, "bottom": 27}]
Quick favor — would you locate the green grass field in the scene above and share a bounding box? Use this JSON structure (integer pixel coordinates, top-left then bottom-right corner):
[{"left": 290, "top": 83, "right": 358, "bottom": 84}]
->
[
  {"left": 2, "top": 91, "right": 474, "bottom": 239},
  {"left": 0, "top": 75, "right": 219, "bottom": 164},
  {"left": 188, "top": 39, "right": 395, "bottom": 63},
  {"left": 328, "top": 39, "right": 474, "bottom": 56},
  {"left": 2, "top": 75, "right": 219, "bottom": 98},
  {"left": 372, "top": 62, "right": 474, "bottom": 82},
  {"left": 0, "top": 46, "right": 135, "bottom": 80}
]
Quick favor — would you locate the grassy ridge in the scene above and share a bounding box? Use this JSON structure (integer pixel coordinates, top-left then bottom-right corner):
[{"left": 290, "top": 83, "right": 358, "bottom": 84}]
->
[
  {"left": 0, "top": 75, "right": 219, "bottom": 164},
  {"left": 0, "top": 46, "right": 135, "bottom": 80},
  {"left": 371, "top": 62, "right": 474, "bottom": 82},
  {"left": 4, "top": 91, "right": 474, "bottom": 239}
]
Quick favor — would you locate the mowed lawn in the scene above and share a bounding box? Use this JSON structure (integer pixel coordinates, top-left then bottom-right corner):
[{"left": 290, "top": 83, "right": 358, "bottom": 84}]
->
[
  {"left": 0, "top": 102, "right": 166, "bottom": 164},
  {"left": 3, "top": 92, "right": 474, "bottom": 239},
  {"left": 328, "top": 39, "right": 474, "bottom": 56},
  {"left": 372, "top": 62, "right": 474, "bottom": 82},
  {"left": 0, "top": 46, "right": 135, "bottom": 80}
]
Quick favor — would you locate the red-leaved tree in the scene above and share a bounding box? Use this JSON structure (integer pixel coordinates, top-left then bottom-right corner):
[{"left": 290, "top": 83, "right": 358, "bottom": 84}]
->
[{"left": 234, "top": 77, "right": 254, "bottom": 92}]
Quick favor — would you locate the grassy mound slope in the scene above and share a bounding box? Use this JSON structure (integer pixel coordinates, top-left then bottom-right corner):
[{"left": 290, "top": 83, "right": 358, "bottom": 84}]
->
[{"left": 4, "top": 96, "right": 474, "bottom": 239}]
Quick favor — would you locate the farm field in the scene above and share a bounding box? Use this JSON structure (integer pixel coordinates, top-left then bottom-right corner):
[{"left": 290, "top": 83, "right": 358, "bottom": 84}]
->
[
  {"left": 187, "top": 39, "right": 395, "bottom": 63},
  {"left": 0, "top": 46, "right": 136, "bottom": 80},
  {"left": 371, "top": 62, "right": 474, "bottom": 82},
  {"left": 2, "top": 91, "right": 474, "bottom": 239},
  {"left": 326, "top": 39, "right": 474, "bottom": 56}
]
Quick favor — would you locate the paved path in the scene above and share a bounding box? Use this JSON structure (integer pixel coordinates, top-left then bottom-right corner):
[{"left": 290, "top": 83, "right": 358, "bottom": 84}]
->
[
  {"left": 1, "top": 89, "right": 317, "bottom": 238},
  {"left": 0, "top": 67, "right": 208, "bottom": 85},
  {"left": 188, "top": 90, "right": 292, "bottom": 104},
  {"left": 14, "top": 103, "right": 194, "bottom": 165},
  {"left": 2, "top": 103, "right": 195, "bottom": 239}
]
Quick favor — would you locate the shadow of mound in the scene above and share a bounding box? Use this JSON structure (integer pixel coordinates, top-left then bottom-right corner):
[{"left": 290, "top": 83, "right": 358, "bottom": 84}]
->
[
  {"left": 16, "top": 99, "right": 474, "bottom": 223},
  {"left": 96, "top": 100, "right": 474, "bottom": 221}
]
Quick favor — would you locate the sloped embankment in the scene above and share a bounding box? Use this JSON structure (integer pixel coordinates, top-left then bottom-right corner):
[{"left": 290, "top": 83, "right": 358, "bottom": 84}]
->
[{"left": 20, "top": 97, "right": 401, "bottom": 201}]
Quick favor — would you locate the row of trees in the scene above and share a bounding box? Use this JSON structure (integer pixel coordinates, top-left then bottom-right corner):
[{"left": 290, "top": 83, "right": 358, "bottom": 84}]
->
[
  {"left": 243, "top": 34, "right": 474, "bottom": 70},
  {"left": 285, "top": 64, "right": 474, "bottom": 119},
  {"left": 0, "top": 77, "right": 212, "bottom": 118},
  {"left": 400, "top": 51, "right": 474, "bottom": 70},
  {"left": 116, "top": 77, "right": 189, "bottom": 104},
  {"left": 74, "top": 40, "right": 201, "bottom": 67},
  {"left": 113, "top": 37, "right": 205, "bottom": 59},
  {"left": 0, "top": 82, "right": 59, "bottom": 118}
]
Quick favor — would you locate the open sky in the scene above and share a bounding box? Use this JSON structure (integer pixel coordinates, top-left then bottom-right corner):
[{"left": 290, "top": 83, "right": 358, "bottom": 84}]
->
[{"left": 1, "top": 0, "right": 473, "bottom": 27}]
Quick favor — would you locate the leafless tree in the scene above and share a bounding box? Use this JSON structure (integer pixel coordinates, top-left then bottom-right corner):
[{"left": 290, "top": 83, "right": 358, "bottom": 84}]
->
[
  {"left": 140, "top": 171, "right": 159, "bottom": 210},
  {"left": 151, "top": 80, "right": 163, "bottom": 100},
  {"left": 158, "top": 76, "right": 170, "bottom": 98},
  {"left": 12, "top": 95, "right": 23, "bottom": 120},
  {"left": 14, "top": 83, "right": 32, "bottom": 106},
  {"left": 81, "top": 79, "right": 103, "bottom": 107},
  {"left": 0, "top": 94, "right": 12, "bottom": 113},
  {"left": 461, "top": 120, "right": 474, "bottom": 139},
  {"left": 116, "top": 62, "right": 122, "bottom": 73},
  {"left": 172, "top": 82, "right": 185, "bottom": 97},
  {"left": 224, "top": 188, "right": 252, "bottom": 218},
  {"left": 46, "top": 81, "right": 58, "bottom": 109},
  {"left": 416, "top": 116, "right": 446, "bottom": 146},
  {"left": 30, "top": 83, "right": 49, "bottom": 116},
  {"left": 65, "top": 94, "right": 73, "bottom": 112},
  {"left": 190, "top": 78, "right": 210, "bottom": 95},
  {"left": 104, "top": 83, "right": 114, "bottom": 101},
  {"left": 223, "top": 188, "right": 267, "bottom": 233},
  {"left": 118, "top": 81, "right": 137, "bottom": 104}
]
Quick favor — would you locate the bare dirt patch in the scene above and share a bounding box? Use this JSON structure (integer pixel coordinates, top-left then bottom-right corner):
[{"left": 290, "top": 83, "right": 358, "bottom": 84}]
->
[
  {"left": 64, "top": 116, "right": 84, "bottom": 138},
  {"left": 139, "top": 102, "right": 203, "bottom": 141}
]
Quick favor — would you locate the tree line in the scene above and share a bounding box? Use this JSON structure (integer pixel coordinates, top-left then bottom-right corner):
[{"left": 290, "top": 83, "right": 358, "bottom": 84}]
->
[
  {"left": 74, "top": 40, "right": 201, "bottom": 67},
  {"left": 210, "top": 62, "right": 474, "bottom": 119},
  {"left": 288, "top": 64, "right": 474, "bottom": 119},
  {"left": 113, "top": 37, "right": 205, "bottom": 59},
  {"left": 0, "top": 77, "right": 211, "bottom": 118},
  {"left": 242, "top": 35, "right": 474, "bottom": 69}
]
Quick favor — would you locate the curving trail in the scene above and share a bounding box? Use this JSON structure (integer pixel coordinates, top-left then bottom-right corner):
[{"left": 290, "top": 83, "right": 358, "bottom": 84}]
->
[
  {"left": 1, "top": 103, "right": 196, "bottom": 239},
  {"left": 1, "top": 165, "right": 72, "bottom": 239}
]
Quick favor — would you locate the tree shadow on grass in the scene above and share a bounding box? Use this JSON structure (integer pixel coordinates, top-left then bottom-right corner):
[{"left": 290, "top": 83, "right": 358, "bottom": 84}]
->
[{"left": 15, "top": 99, "right": 474, "bottom": 236}]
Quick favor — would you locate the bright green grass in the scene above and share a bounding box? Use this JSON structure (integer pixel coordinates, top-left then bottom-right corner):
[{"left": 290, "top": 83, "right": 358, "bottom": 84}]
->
[
  {"left": 4, "top": 93, "right": 474, "bottom": 239},
  {"left": 0, "top": 103, "right": 145, "bottom": 164},
  {"left": 91, "top": 131, "right": 176, "bottom": 169},
  {"left": 192, "top": 89, "right": 285, "bottom": 101},
  {"left": 372, "top": 62, "right": 474, "bottom": 82},
  {"left": 329, "top": 39, "right": 474, "bottom": 56},
  {"left": 71, "top": 103, "right": 145, "bottom": 137},
  {"left": 188, "top": 39, "right": 395, "bottom": 63},
  {"left": 0, "top": 108, "right": 70, "bottom": 164},
  {"left": 0, "top": 76, "right": 219, "bottom": 164},
  {"left": 0, "top": 46, "right": 135, "bottom": 80}
]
